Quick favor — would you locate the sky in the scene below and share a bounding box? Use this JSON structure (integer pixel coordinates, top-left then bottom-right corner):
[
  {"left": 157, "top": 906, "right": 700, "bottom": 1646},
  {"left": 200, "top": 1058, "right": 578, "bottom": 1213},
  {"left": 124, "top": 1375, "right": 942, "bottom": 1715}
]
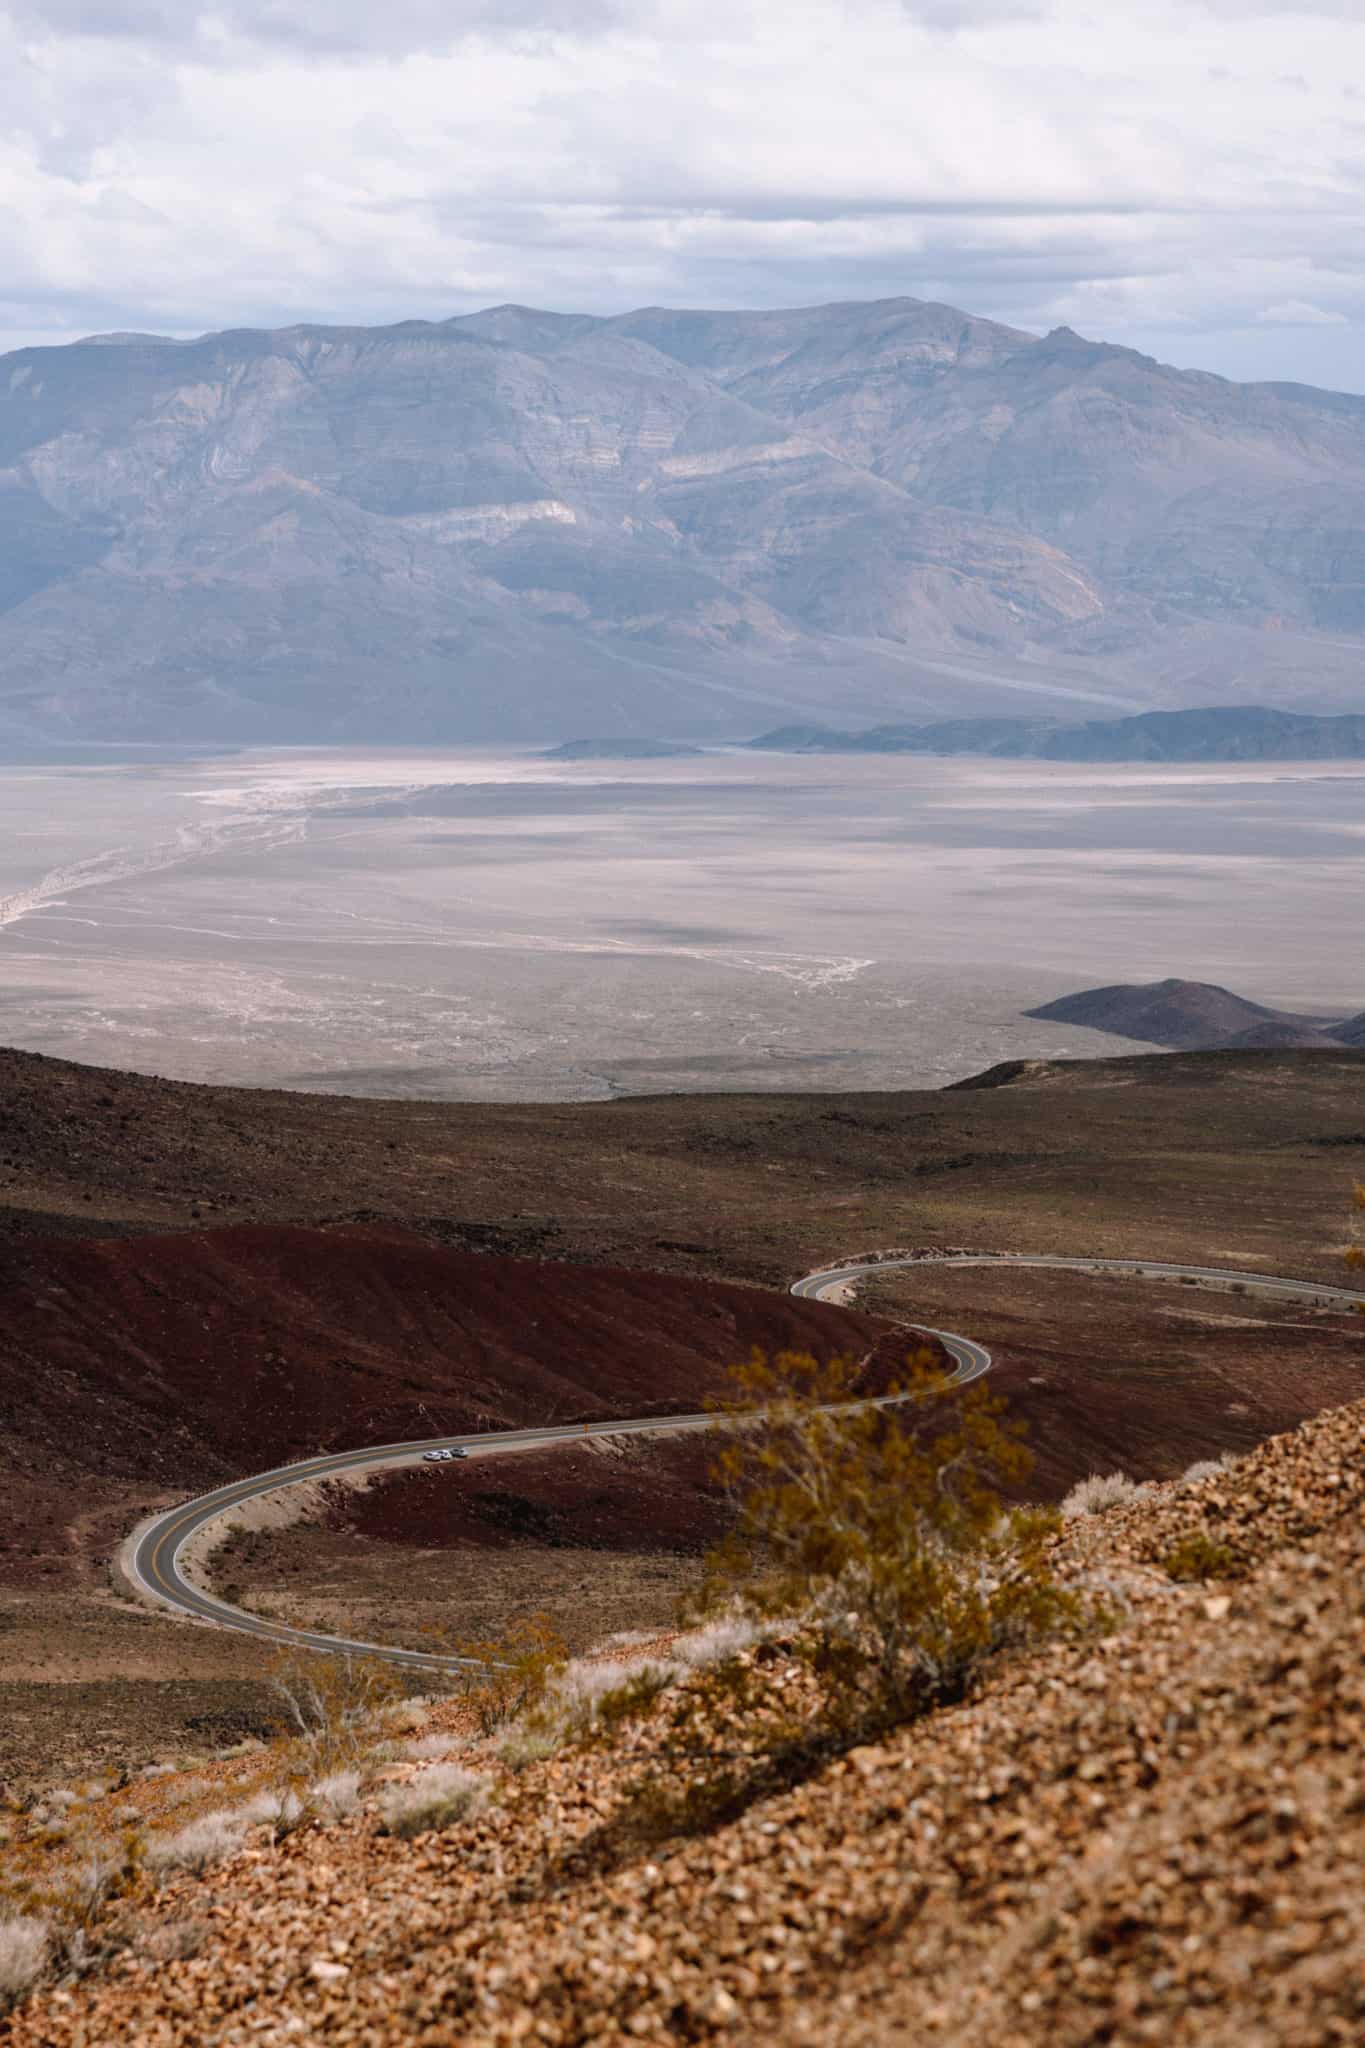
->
[{"left": 1, "top": 0, "right": 1362, "bottom": 390}]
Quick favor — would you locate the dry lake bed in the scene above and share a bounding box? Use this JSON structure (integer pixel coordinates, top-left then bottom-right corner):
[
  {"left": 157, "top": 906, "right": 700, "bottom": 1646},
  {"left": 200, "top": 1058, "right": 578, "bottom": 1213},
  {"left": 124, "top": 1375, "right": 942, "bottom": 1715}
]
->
[{"left": 1, "top": 745, "right": 1360, "bottom": 1098}]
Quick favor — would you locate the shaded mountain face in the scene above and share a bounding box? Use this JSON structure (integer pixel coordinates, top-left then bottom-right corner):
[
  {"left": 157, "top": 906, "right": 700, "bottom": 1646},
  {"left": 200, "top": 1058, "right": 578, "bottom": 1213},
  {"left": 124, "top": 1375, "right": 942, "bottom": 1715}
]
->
[
  {"left": 748, "top": 705, "right": 1365, "bottom": 760},
  {"left": 3, "top": 298, "right": 1365, "bottom": 743}
]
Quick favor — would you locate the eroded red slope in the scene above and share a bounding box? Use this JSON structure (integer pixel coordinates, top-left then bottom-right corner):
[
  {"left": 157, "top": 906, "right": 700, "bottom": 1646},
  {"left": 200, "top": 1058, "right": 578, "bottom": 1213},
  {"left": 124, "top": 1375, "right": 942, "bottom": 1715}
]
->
[{"left": 0, "top": 1222, "right": 910, "bottom": 1568}]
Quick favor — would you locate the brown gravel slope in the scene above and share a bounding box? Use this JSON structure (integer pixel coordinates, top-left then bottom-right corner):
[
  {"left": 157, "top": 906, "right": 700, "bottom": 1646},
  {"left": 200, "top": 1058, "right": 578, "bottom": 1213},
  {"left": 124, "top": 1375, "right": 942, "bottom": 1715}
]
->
[
  {"left": 3, "top": 1041, "right": 1364, "bottom": 1290},
  {"left": 8, "top": 1398, "right": 1362, "bottom": 2048}
]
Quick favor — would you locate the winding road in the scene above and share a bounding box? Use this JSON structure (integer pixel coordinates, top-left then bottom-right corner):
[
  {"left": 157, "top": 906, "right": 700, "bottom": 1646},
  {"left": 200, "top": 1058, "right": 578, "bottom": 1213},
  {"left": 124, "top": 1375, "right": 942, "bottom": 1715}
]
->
[{"left": 120, "top": 1251, "right": 1361, "bottom": 1673}]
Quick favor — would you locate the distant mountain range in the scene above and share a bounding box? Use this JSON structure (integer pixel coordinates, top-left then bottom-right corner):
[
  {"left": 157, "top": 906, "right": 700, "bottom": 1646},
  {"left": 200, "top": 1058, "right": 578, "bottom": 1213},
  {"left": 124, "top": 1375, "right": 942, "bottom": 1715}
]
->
[
  {"left": 748, "top": 705, "right": 1365, "bottom": 761},
  {"left": 542, "top": 737, "right": 705, "bottom": 761},
  {"left": 3, "top": 297, "right": 1365, "bottom": 743},
  {"left": 1028, "top": 979, "right": 1365, "bottom": 1052}
]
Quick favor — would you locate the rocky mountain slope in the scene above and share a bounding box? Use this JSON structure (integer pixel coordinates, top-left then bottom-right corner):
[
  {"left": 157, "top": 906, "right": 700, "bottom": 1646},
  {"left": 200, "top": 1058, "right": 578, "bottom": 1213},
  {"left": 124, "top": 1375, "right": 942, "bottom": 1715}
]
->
[
  {"left": 7, "top": 1392, "right": 1363, "bottom": 2045},
  {"left": 4, "top": 298, "right": 1365, "bottom": 742}
]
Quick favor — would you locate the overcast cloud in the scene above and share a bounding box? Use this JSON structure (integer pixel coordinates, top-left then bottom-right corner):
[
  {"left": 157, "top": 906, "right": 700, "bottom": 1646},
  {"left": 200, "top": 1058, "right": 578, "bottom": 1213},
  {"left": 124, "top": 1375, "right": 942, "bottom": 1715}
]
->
[{"left": 1, "top": 0, "right": 1361, "bottom": 389}]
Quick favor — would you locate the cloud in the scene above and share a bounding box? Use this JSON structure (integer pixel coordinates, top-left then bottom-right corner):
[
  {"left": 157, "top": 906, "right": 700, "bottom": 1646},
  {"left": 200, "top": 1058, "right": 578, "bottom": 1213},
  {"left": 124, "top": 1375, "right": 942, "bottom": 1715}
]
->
[
  {"left": 898, "top": 2, "right": 1044, "bottom": 24},
  {"left": 1195, "top": 2, "right": 1365, "bottom": 13},
  {"left": 1255, "top": 299, "right": 1350, "bottom": 325},
  {"left": 0, "top": 0, "right": 1361, "bottom": 390},
  {"left": 7, "top": 0, "right": 618, "bottom": 58}
]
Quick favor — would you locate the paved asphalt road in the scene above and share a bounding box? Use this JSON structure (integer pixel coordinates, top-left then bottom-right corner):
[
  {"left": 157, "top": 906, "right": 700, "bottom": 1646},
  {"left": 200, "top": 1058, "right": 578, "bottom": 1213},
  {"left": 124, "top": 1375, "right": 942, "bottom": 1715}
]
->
[{"left": 122, "top": 1251, "right": 1361, "bottom": 1672}]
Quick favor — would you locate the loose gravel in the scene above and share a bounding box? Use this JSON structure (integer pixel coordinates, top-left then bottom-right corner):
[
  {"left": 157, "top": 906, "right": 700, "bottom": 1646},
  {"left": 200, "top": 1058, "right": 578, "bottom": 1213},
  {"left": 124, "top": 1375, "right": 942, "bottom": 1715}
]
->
[{"left": 6, "top": 1398, "right": 1363, "bottom": 2048}]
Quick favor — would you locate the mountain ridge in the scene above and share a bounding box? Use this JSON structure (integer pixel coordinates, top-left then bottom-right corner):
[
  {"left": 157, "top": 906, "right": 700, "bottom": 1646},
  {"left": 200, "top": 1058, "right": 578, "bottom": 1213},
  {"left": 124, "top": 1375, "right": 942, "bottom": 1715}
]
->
[
  {"left": 747, "top": 704, "right": 1365, "bottom": 761},
  {"left": 3, "top": 294, "right": 1365, "bottom": 742}
]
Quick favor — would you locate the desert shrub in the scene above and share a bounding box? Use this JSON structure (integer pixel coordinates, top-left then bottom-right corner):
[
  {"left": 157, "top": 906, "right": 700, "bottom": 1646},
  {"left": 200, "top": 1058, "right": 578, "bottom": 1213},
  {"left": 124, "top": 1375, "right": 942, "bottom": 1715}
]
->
[
  {"left": 143, "top": 1810, "right": 245, "bottom": 1881},
  {"left": 378, "top": 1766, "right": 490, "bottom": 1840},
  {"left": 598, "top": 1349, "right": 1082, "bottom": 1843},
  {"left": 234, "top": 1787, "right": 308, "bottom": 1842},
  {"left": 523, "top": 1654, "right": 680, "bottom": 1750},
  {"left": 267, "top": 1651, "right": 405, "bottom": 1774},
  {"left": 498, "top": 1728, "right": 560, "bottom": 1772},
  {"left": 448, "top": 1614, "right": 567, "bottom": 1738},
  {"left": 1164, "top": 1528, "right": 1237, "bottom": 1582},
  {"left": 1061, "top": 1472, "right": 1146, "bottom": 1518},
  {"left": 0, "top": 1916, "right": 49, "bottom": 2007},
  {"left": 704, "top": 1348, "right": 1076, "bottom": 1724}
]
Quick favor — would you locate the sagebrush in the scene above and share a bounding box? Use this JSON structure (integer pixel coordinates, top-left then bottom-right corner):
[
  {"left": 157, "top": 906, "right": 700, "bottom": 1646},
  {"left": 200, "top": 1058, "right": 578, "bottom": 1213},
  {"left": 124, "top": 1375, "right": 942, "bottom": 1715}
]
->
[{"left": 588, "top": 1347, "right": 1084, "bottom": 1839}]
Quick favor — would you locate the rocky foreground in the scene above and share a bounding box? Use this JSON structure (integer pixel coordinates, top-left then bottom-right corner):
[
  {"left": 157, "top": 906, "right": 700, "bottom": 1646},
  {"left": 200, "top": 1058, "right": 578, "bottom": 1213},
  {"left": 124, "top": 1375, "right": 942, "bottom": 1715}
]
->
[{"left": 6, "top": 1389, "right": 1363, "bottom": 2047}]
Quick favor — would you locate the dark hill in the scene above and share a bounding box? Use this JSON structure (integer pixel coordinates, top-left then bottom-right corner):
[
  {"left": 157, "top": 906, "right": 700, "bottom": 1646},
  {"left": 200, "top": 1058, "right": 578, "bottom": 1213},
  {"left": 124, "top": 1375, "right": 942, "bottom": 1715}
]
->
[
  {"left": 1026, "top": 978, "right": 1362, "bottom": 1052},
  {"left": 1026, "top": 978, "right": 1291, "bottom": 1049},
  {"left": 1217, "top": 1020, "right": 1345, "bottom": 1052}
]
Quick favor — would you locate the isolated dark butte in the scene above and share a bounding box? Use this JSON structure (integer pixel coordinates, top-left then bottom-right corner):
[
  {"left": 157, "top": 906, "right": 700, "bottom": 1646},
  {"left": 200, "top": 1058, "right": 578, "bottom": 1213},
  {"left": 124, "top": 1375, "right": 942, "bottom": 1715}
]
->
[
  {"left": 1025, "top": 977, "right": 1359, "bottom": 1052},
  {"left": 2, "top": 297, "right": 1365, "bottom": 742}
]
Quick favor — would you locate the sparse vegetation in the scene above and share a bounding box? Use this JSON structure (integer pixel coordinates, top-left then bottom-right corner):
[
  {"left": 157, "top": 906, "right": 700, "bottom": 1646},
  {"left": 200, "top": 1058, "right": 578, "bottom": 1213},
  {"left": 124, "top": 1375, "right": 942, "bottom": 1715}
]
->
[
  {"left": 143, "top": 1811, "right": 246, "bottom": 1882},
  {"left": 0, "top": 1917, "right": 49, "bottom": 2008},
  {"left": 1164, "top": 1528, "right": 1238, "bottom": 1582},
  {"left": 378, "top": 1766, "right": 490, "bottom": 1841},
  {"left": 1061, "top": 1471, "right": 1147, "bottom": 1517},
  {"left": 568, "top": 1349, "right": 1086, "bottom": 1841},
  {"left": 702, "top": 1348, "right": 1078, "bottom": 1724},
  {"left": 447, "top": 1614, "right": 567, "bottom": 1738},
  {"left": 1180, "top": 1453, "right": 1237, "bottom": 1487},
  {"left": 267, "top": 1651, "right": 405, "bottom": 1775}
]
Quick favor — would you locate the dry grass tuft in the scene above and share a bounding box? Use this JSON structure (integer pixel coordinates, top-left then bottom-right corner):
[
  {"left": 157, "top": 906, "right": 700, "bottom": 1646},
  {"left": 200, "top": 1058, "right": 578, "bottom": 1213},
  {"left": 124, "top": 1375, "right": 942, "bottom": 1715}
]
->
[
  {"left": 310, "top": 1771, "right": 363, "bottom": 1820},
  {"left": 1061, "top": 1471, "right": 1147, "bottom": 1518},
  {"left": 0, "top": 1917, "right": 49, "bottom": 2005},
  {"left": 404, "top": 1733, "right": 466, "bottom": 1762},
  {"left": 378, "top": 1766, "right": 490, "bottom": 1840},
  {"left": 1180, "top": 1453, "right": 1238, "bottom": 1487},
  {"left": 143, "top": 1812, "right": 245, "bottom": 1882}
]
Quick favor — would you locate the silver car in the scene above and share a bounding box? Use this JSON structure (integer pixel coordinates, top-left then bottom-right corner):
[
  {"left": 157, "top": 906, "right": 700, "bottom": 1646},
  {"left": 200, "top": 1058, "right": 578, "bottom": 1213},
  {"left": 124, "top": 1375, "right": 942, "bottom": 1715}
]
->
[{"left": 422, "top": 1446, "right": 469, "bottom": 1463}]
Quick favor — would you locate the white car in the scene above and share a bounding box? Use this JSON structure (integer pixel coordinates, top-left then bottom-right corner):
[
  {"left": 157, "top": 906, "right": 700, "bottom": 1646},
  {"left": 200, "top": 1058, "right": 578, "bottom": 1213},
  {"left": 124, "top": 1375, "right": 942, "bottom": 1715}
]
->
[{"left": 422, "top": 1446, "right": 469, "bottom": 1463}]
